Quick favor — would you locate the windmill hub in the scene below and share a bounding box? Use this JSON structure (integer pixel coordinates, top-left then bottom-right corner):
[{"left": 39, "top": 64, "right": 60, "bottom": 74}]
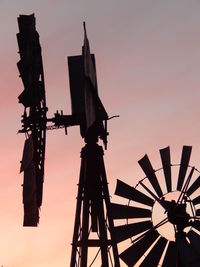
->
[
  {"left": 164, "top": 198, "right": 189, "bottom": 227},
  {"left": 152, "top": 191, "right": 193, "bottom": 241}
]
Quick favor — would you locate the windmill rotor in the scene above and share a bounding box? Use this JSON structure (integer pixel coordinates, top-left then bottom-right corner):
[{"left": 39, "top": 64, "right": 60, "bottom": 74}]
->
[
  {"left": 111, "top": 146, "right": 200, "bottom": 266},
  {"left": 17, "top": 14, "right": 47, "bottom": 226}
]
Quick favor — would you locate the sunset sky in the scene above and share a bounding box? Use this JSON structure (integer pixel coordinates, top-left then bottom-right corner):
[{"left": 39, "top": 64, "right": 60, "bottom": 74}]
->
[{"left": 1, "top": 1, "right": 200, "bottom": 266}]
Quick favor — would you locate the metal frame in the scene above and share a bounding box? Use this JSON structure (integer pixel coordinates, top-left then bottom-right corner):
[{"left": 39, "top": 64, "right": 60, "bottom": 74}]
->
[{"left": 70, "top": 142, "right": 120, "bottom": 267}]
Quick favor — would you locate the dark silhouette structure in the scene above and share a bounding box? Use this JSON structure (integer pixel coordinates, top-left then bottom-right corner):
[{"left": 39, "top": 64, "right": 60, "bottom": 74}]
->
[
  {"left": 111, "top": 146, "right": 200, "bottom": 267},
  {"left": 17, "top": 13, "right": 200, "bottom": 267},
  {"left": 17, "top": 14, "right": 47, "bottom": 226},
  {"left": 17, "top": 14, "right": 120, "bottom": 266}
]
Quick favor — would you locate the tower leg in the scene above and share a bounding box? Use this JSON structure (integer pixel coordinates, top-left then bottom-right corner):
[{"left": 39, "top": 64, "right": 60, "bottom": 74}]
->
[
  {"left": 80, "top": 197, "right": 89, "bottom": 267},
  {"left": 100, "top": 155, "right": 121, "bottom": 267},
  {"left": 70, "top": 157, "right": 85, "bottom": 267},
  {"left": 98, "top": 193, "right": 109, "bottom": 267}
]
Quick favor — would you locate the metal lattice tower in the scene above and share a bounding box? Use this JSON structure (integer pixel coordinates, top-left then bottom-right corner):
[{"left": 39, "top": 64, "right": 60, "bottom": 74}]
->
[{"left": 70, "top": 143, "right": 120, "bottom": 267}]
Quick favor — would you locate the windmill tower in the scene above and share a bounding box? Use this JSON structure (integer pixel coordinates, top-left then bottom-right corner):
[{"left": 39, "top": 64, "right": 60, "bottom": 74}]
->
[{"left": 16, "top": 14, "right": 120, "bottom": 266}]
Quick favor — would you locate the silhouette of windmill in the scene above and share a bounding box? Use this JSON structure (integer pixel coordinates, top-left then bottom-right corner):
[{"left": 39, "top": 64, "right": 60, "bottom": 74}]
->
[
  {"left": 16, "top": 14, "right": 120, "bottom": 266},
  {"left": 16, "top": 13, "right": 200, "bottom": 267}
]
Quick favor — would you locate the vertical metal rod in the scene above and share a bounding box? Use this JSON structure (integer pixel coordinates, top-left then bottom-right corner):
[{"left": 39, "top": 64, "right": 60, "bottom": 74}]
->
[
  {"left": 80, "top": 197, "right": 89, "bottom": 267},
  {"left": 70, "top": 154, "right": 85, "bottom": 267},
  {"left": 98, "top": 187, "right": 109, "bottom": 267},
  {"left": 177, "top": 167, "right": 195, "bottom": 204},
  {"left": 99, "top": 149, "right": 121, "bottom": 267}
]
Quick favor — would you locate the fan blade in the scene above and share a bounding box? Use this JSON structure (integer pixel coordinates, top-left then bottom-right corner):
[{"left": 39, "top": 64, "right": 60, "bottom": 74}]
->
[
  {"left": 177, "top": 166, "right": 194, "bottom": 204},
  {"left": 20, "top": 136, "right": 34, "bottom": 173},
  {"left": 196, "top": 209, "right": 200, "bottom": 216},
  {"left": 115, "top": 179, "right": 154, "bottom": 207},
  {"left": 160, "top": 146, "right": 172, "bottom": 192},
  {"left": 120, "top": 230, "right": 159, "bottom": 267},
  {"left": 114, "top": 220, "right": 152, "bottom": 243},
  {"left": 23, "top": 162, "right": 39, "bottom": 226},
  {"left": 139, "top": 181, "right": 160, "bottom": 203},
  {"left": 139, "top": 237, "right": 167, "bottom": 267},
  {"left": 191, "top": 220, "right": 200, "bottom": 232},
  {"left": 188, "top": 230, "right": 200, "bottom": 254},
  {"left": 110, "top": 203, "right": 151, "bottom": 219},
  {"left": 162, "top": 241, "right": 177, "bottom": 267},
  {"left": 138, "top": 154, "right": 163, "bottom": 197},
  {"left": 187, "top": 175, "right": 200, "bottom": 196},
  {"left": 177, "top": 235, "right": 197, "bottom": 267},
  {"left": 177, "top": 146, "right": 192, "bottom": 191},
  {"left": 192, "top": 195, "right": 200, "bottom": 205}
]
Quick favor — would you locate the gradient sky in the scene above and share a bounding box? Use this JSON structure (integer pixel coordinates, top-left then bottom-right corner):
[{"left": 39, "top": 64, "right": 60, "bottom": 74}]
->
[{"left": 1, "top": 0, "right": 200, "bottom": 266}]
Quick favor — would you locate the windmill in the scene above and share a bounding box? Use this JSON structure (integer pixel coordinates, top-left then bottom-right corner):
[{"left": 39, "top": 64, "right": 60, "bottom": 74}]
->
[
  {"left": 111, "top": 146, "right": 200, "bottom": 266},
  {"left": 17, "top": 14, "right": 120, "bottom": 266},
  {"left": 16, "top": 14, "right": 200, "bottom": 267}
]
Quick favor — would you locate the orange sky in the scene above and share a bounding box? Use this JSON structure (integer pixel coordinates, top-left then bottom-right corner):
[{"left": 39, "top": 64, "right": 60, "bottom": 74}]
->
[{"left": 1, "top": 1, "right": 200, "bottom": 266}]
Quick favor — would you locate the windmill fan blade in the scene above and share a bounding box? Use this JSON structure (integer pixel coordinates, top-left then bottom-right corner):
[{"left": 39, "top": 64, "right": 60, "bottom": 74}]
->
[
  {"left": 17, "top": 14, "right": 46, "bottom": 108},
  {"left": 20, "top": 136, "right": 34, "bottom": 173},
  {"left": 192, "top": 195, "right": 200, "bottom": 205},
  {"left": 177, "top": 146, "right": 192, "bottom": 191},
  {"left": 191, "top": 220, "right": 200, "bottom": 232},
  {"left": 114, "top": 220, "right": 152, "bottom": 243},
  {"left": 187, "top": 175, "right": 200, "bottom": 196},
  {"left": 115, "top": 179, "right": 154, "bottom": 207},
  {"left": 195, "top": 209, "right": 200, "bottom": 216},
  {"left": 139, "top": 237, "right": 167, "bottom": 267},
  {"left": 138, "top": 154, "right": 163, "bottom": 197},
  {"left": 23, "top": 162, "right": 39, "bottom": 226},
  {"left": 110, "top": 203, "right": 151, "bottom": 219},
  {"left": 20, "top": 136, "right": 39, "bottom": 226},
  {"left": 160, "top": 146, "right": 172, "bottom": 192},
  {"left": 162, "top": 241, "right": 177, "bottom": 267},
  {"left": 120, "top": 230, "right": 159, "bottom": 267}
]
